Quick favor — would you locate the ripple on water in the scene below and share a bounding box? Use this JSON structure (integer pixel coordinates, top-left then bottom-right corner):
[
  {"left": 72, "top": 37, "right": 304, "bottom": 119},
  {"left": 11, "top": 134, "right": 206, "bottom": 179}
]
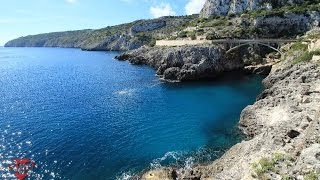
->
[{"left": 114, "top": 88, "right": 138, "bottom": 96}]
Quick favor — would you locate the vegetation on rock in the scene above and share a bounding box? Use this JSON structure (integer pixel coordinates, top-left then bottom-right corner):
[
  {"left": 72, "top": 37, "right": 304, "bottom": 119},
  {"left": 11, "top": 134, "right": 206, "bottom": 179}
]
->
[{"left": 252, "top": 153, "right": 296, "bottom": 179}]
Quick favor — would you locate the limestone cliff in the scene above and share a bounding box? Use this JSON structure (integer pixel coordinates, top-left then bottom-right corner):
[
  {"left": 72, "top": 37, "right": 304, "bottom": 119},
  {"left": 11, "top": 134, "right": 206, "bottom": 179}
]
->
[
  {"left": 253, "top": 12, "right": 320, "bottom": 37},
  {"left": 116, "top": 45, "right": 237, "bottom": 81},
  {"left": 115, "top": 43, "right": 275, "bottom": 81},
  {"left": 200, "top": 0, "right": 304, "bottom": 17}
]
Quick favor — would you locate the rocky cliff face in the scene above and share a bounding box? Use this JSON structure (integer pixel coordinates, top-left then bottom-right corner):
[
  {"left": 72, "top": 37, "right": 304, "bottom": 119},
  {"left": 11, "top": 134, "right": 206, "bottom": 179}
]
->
[
  {"left": 115, "top": 44, "right": 275, "bottom": 81},
  {"left": 136, "top": 40, "right": 320, "bottom": 180},
  {"left": 115, "top": 45, "right": 249, "bottom": 81},
  {"left": 253, "top": 12, "right": 320, "bottom": 37},
  {"left": 200, "top": 0, "right": 304, "bottom": 17}
]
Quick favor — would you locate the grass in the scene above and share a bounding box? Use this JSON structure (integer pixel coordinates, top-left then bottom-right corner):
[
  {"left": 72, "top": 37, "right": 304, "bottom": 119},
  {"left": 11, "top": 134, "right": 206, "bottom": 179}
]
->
[
  {"left": 206, "top": 32, "right": 220, "bottom": 40},
  {"left": 187, "top": 31, "right": 196, "bottom": 40},
  {"left": 304, "top": 171, "right": 320, "bottom": 180},
  {"left": 293, "top": 52, "right": 314, "bottom": 64},
  {"left": 293, "top": 50, "right": 320, "bottom": 64},
  {"left": 252, "top": 153, "right": 296, "bottom": 178},
  {"left": 287, "top": 41, "right": 320, "bottom": 64},
  {"left": 281, "top": 175, "right": 290, "bottom": 180},
  {"left": 272, "top": 153, "right": 286, "bottom": 162},
  {"left": 290, "top": 42, "right": 308, "bottom": 52},
  {"left": 252, "top": 157, "right": 275, "bottom": 177},
  {"left": 306, "top": 33, "right": 320, "bottom": 40}
]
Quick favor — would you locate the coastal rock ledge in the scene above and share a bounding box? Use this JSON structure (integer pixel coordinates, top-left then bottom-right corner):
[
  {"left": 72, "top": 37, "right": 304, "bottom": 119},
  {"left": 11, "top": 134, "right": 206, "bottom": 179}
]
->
[
  {"left": 115, "top": 45, "right": 246, "bottom": 81},
  {"left": 129, "top": 46, "right": 320, "bottom": 179}
]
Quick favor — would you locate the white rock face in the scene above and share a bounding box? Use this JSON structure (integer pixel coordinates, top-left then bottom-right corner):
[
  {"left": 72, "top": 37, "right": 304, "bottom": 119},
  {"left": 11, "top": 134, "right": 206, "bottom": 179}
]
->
[{"left": 200, "top": 0, "right": 304, "bottom": 18}]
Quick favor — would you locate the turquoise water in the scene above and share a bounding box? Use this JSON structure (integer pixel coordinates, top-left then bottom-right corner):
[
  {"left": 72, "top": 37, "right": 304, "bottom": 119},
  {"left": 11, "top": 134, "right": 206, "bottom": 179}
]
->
[{"left": 0, "top": 47, "right": 264, "bottom": 179}]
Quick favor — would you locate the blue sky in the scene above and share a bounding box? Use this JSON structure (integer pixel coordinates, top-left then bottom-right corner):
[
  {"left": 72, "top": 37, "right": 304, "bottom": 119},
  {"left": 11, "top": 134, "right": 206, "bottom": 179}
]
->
[{"left": 0, "top": 0, "right": 206, "bottom": 45}]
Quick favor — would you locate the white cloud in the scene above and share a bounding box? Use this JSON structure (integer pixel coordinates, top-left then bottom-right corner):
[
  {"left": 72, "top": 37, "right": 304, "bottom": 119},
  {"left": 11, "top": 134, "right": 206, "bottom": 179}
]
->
[
  {"left": 150, "top": 3, "right": 176, "bottom": 18},
  {"left": 66, "top": 0, "right": 77, "bottom": 4},
  {"left": 185, "top": 0, "right": 206, "bottom": 15}
]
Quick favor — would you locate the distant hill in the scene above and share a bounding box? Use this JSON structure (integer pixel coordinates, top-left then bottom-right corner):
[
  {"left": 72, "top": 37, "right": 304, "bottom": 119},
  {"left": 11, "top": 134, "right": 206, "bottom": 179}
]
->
[{"left": 5, "top": 15, "right": 198, "bottom": 51}]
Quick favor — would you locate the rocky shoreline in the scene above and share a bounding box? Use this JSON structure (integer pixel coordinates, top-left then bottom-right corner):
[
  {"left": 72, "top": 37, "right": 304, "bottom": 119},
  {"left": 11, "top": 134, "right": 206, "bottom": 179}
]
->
[
  {"left": 116, "top": 37, "right": 320, "bottom": 179},
  {"left": 115, "top": 45, "right": 273, "bottom": 82}
]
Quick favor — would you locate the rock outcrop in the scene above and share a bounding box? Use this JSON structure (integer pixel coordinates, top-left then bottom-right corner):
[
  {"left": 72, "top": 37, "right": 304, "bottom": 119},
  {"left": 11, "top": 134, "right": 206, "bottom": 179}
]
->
[
  {"left": 137, "top": 41, "right": 320, "bottom": 179},
  {"left": 115, "top": 45, "right": 248, "bottom": 81},
  {"left": 253, "top": 12, "right": 320, "bottom": 37},
  {"left": 115, "top": 43, "right": 277, "bottom": 81},
  {"left": 200, "top": 0, "right": 304, "bottom": 18}
]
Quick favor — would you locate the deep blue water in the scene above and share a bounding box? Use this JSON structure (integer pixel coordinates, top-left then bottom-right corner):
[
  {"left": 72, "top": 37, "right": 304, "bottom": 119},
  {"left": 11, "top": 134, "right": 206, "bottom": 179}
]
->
[{"left": 0, "top": 47, "right": 264, "bottom": 179}]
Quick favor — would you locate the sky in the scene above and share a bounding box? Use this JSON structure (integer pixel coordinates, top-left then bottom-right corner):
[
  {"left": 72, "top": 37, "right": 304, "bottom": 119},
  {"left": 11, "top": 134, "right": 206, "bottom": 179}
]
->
[{"left": 0, "top": 0, "right": 206, "bottom": 45}]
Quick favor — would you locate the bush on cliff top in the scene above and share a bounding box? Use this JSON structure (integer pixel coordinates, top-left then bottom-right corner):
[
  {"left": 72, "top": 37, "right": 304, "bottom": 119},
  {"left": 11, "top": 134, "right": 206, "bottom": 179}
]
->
[
  {"left": 304, "top": 171, "right": 320, "bottom": 180},
  {"left": 252, "top": 153, "right": 295, "bottom": 179},
  {"left": 290, "top": 42, "right": 308, "bottom": 52},
  {"left": 293, "top": 50, "right": 320, "bottom": 64}
]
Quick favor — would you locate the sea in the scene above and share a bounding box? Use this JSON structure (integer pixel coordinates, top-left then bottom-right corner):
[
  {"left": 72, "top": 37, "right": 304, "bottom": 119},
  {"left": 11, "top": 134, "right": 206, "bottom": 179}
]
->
[{"left": 0, "top": 47, "right": 264, "bottom": 179}]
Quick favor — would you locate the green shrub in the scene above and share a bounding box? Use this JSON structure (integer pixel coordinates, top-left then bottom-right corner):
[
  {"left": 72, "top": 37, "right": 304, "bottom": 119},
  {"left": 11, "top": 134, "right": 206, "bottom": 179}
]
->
[
  {"left": 259, "top": 158, "right": 275, "bottom": 172},
  {"left": 227, "top": 13, "right": 236, "bottom": 18},
  {"left": 290, "top": 42, "right": 308, "bottom": 51},
  {"left": 252, "top": 158, "right": 275, "bottom": 177},
  {"left": 178, "top": 31, "right": 188, "bottom": 38},
  {"left": 187, "top": 31, "right": 196, "bottom": 40},
  {"left": 304, "top": 171, "right": 320, "bottom": 180},
  {"left": 148, "top": 38, "right": 156, "bottom": 47},
  {"left": 293, "top": 51, "right": 314, "bottom": 64},
  {"left": 306, "top": 33, "right": 320, "bottom": 39},
  {"left": 281, "top": 175, "right": 290, "bottom": 180},
  {"left": 211, "top": 19, "right": 229, "bottom": 26},
  {"left": 196, "top": 29, "right": 205, "bottom": 36},
  {"left": 168, "top": 36, "right": 177, "bottom": 40},
  {"left": 206, "top": 32, "right": 219, "bottom": 40},
  {"left": 311, "top": 50, "right": 320, "bottom": 55},
  {"left": 272, "top": 153, "right": 286, "bottom": 163},
  {"left": 240, "top": 13, "right": 250, "bottom": 18}
]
